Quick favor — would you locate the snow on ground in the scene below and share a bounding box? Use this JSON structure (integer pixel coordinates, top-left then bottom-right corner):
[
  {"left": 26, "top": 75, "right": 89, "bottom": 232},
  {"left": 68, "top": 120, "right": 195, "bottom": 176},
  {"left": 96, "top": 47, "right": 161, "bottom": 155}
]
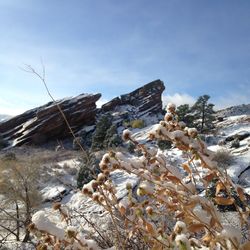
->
[
  {"left": 216, "top": 115, "right": 250, "bottom": 135},
  {"left": 131, "top": 124, "right": 159, "bottom": 142},
  {"left": 39, "top": 158, "right": 81, "bottom": 202},
  {"left": 2, "top": 113, "right": 250, "bottom": 248},
  {"left": 215, "top": 115, "right": 250, "bottom": 185}
]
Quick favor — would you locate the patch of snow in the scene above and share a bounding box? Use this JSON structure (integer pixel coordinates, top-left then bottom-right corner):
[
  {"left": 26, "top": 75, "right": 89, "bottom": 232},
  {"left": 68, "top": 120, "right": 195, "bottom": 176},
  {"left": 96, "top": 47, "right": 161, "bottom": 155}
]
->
[
  {"left": 208, "top": 145, "right": 225, "bottom": 152},
  {"left": 132, "top": 124, "right": 159, "bottom": 142},
  {"left": 41, "top": 185, "right": 68, "bottom": 201},
  {"left": 110, "top": 170, "right": 139, "bottom": 200}
]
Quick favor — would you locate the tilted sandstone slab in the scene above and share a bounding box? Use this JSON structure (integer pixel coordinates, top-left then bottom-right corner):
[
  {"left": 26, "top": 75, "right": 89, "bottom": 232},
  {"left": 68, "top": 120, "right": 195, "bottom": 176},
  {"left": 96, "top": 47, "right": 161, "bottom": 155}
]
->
[
  {"left": 101, "top": 79, "right": 165, "bottom": 116},
  {"left": 0, "top": 93, "right": 101, "bottom": 146}
]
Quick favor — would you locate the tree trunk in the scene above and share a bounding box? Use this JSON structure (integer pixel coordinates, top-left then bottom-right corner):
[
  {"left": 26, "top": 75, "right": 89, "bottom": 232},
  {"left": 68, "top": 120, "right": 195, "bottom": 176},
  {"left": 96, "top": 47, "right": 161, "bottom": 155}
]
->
[
  {"left": 22, "top": 185, "right": 31, "bottom": 242},
  {"left": 201, "top": 102, "right": 205, "bottom": 133},
  {"left": 15, "top": 201, "right": 20, "bottom": 241}
]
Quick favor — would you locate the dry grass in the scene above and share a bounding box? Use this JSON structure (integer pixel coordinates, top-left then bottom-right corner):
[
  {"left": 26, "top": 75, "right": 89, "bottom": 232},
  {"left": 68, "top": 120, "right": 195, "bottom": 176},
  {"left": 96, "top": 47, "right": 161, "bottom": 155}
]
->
[{"left": 212, "top": 149, "right": 235, "bottom": 168}]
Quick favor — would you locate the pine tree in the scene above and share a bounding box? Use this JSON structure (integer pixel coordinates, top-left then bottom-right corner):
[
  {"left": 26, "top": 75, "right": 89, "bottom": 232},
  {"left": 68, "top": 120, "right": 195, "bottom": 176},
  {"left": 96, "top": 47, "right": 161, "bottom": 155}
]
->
[
  {"left": 191, "top": 95, "right": 215, "bottom": 133},
  {"left": 91, "top": 114, "right": 113, "bottom": 150},
  {"left": 176, "top": 104, "right": 195, "bottom": 127},
  {"left": 103, "top": 124, "right": 122, "bottom": 149},
  {"left": 77, "top": 153, "right": 100, "bottom": 188}
]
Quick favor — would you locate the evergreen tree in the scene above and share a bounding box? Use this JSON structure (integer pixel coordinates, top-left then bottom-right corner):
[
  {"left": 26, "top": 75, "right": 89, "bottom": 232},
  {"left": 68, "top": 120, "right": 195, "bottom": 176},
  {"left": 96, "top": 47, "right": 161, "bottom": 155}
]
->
[
  {"left": 176, "top": 104, "right": 195, "bottom": 127},
  {"left": 91, "top": 114, "right": 113, "bottom": 150},
  {"left": 104, "top": 124, "right": 122, "bottom": 148},
  {"left": 191, "top": 95, "right": 215, "bottom": 133},
  {"left": 76, "top": 153, "right": 100, "bottom": 188}
]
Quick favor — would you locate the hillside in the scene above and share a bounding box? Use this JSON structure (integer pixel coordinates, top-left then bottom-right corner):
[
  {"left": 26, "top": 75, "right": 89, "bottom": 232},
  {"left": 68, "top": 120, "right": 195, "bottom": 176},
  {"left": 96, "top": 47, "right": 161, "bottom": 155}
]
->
[
  {"left": 216, "top": 103, "right": 250, "bottom": 117},
  {"left": 1, "top": 86, "right": 250, "bottom": 249}
]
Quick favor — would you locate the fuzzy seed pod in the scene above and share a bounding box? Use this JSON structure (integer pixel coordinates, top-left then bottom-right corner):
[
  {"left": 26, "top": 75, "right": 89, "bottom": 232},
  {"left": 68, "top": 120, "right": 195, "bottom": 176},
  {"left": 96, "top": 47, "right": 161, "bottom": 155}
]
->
[
  {"left": 146, "top": 206, "right": 153, "bottom": 216},
  {"left": 44, "top": 235, "right": 53, "bottom": 244},
  {"left": 148, "top": 133, "right": 155, "bottom": 140},
  {"left": 97, "top": 173, "right": 106, "bottom": 183},
  {"left": 82, "top": 187, "right": 90, "bottom": 195},
  {"left": 92, "top": 192, "right": 100, "bottom": 202},
  {"left": 99, "top": 195, "right": 105, "bottom": 203},
  {"left": 91, "top": 180, "right": 99, "bottom": 190},
  {"left": 99, "top": 162, "right": 108, "bottom": 171},
  {"left": 102, "top": 153, "right": 110, "bottom": 164},
  {"left": 122, "top": 129, "right": 132, "bottom": 141},
  {"left": 166, "top": 103, "right": 176, "bottom": 113},
  {"left": 164, "top": 113, "right": 173, "bottom": 122},
  {"left": 174, "top": 221, "right": 187, "bottom": 234},
  {"left": 188, "top": 128, "right": 198, "bottom": 138},
  {"left": 103, "top": 170, "right": 110, "bottom": 177}
]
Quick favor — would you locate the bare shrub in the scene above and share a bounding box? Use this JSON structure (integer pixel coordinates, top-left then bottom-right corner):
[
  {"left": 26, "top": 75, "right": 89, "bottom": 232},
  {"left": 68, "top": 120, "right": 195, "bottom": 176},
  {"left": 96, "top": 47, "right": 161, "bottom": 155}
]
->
[
  {"left": 0, "top": 156, "right": 42, "bottom": 244},
  {"left": 212, "top": 149, "right": 235, "bottom": 168}
]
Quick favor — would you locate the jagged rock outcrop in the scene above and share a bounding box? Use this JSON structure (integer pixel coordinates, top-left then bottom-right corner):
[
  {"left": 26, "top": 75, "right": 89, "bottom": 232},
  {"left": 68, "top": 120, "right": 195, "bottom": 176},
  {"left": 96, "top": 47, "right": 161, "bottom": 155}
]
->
[
  {"left": 0, "top": 93, "right": 101, "bottom": 146},
  {"left": 101, "top": 79, "right": 165, "bottom": 116},
  {"left": 0, "top": 79, "right": 165, "bottom": 147}
]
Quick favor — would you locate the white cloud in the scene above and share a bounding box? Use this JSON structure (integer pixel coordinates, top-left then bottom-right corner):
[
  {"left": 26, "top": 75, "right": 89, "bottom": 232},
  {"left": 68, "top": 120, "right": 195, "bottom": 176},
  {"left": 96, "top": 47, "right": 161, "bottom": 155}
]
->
[{"left": 162, "top": 93, "right": 195, "bottom": 107}]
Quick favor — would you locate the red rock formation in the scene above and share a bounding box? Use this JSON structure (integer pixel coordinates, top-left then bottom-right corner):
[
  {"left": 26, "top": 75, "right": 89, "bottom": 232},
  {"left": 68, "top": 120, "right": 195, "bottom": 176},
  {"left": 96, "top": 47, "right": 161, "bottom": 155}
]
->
[
  {"left": 0, "top": 93, "right": 101, "bottom": 146},
  {"left": 101, "top": 79, "right": 165, "bottom": 116}
]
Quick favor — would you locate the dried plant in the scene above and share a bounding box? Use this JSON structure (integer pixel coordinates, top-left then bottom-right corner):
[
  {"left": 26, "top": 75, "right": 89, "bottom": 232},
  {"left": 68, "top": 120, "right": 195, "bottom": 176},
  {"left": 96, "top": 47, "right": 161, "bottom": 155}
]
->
[{"left": 29, "top": 102, "right": 250, "bottom": 249}]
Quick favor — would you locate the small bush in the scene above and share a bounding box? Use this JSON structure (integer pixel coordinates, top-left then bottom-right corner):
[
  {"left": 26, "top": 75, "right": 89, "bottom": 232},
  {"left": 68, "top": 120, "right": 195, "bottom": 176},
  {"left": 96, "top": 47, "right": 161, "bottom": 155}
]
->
[
  {"left": 107, "top": 134, "right": 122, "bottom": 148},
  {"left": 130, "top": 119, "right": 145, "bottom": 129},
  {"left": 76, "top": 153, "right": 100, "bottom": 188},
  {"left": 91, "top": 114, "right": 113, "bottom": 150},
  {"left": 103, "top": 124, "right": 122, "bottom": 149},
  {"left": 231, "top": 138, "right": 240, "bottom": 148},
  {"left": 157, "top": 139, "right": 172, "bottom": 150},
  {"left": 212, "top": 149, "right": 234, "bottom": 168}
]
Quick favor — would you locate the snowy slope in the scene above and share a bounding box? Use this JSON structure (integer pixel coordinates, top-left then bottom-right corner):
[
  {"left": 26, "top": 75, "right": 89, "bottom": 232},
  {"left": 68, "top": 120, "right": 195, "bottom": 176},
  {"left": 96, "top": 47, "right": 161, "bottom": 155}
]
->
[{"left": 210, "top": 115, "right": 250, "bottom": 187}]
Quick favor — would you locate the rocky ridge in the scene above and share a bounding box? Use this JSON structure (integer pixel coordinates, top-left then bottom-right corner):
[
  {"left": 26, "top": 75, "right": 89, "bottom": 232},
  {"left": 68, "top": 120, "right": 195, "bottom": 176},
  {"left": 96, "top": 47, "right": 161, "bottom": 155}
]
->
[
  {"left": 216, "top": 103, "right": 250, "bottom": 118},
  {"left": 101, "top": 79, "right": 165, "bottom": 116},
  {"left": 0, "top": 80, "right": 165, "bottom": 147},
  {"left": 0, "top": 94, "right": 101, "bottom": 146}
]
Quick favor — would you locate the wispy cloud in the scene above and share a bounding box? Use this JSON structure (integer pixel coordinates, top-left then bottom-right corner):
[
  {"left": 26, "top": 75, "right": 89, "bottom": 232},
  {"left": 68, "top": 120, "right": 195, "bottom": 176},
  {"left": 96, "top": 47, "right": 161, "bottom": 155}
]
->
[{"left": 162, "top": 93, "right": 196, "bottom": 107}]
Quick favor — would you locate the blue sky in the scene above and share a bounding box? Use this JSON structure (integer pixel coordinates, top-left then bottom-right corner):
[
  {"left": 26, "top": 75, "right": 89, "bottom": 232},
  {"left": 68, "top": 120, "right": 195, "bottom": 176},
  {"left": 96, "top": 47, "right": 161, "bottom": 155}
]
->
[{"left": 0, "top": 0, "right": 250, "bottom": 115}]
